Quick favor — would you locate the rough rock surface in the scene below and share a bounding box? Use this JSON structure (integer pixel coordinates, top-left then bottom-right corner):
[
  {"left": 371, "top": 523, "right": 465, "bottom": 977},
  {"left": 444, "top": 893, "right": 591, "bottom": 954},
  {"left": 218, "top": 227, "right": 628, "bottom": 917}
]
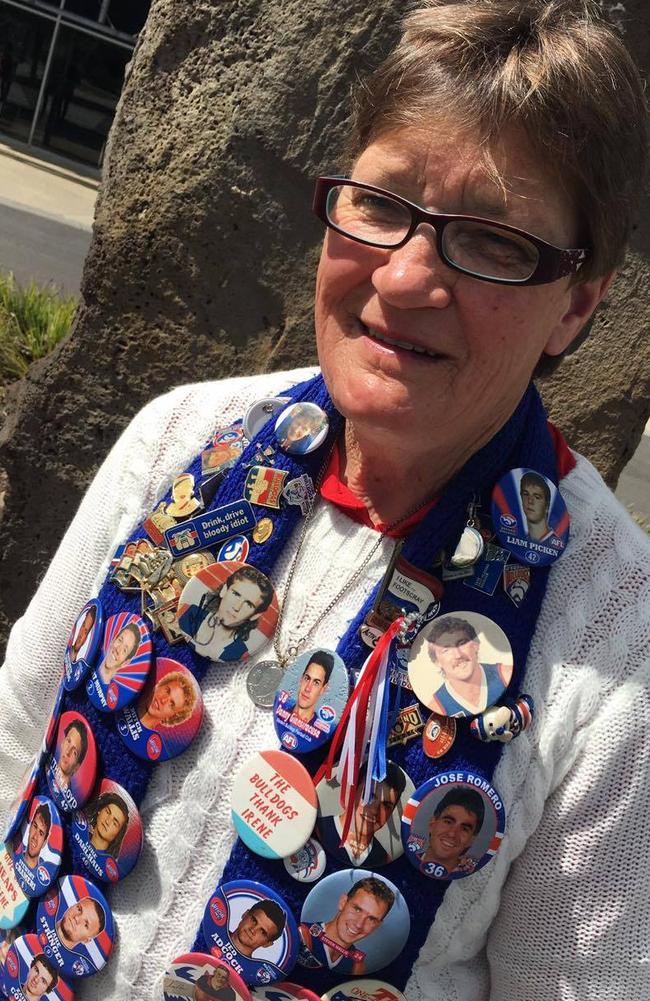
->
[{"left": 0, "top": 0, "right": 648, "bottom": 654}]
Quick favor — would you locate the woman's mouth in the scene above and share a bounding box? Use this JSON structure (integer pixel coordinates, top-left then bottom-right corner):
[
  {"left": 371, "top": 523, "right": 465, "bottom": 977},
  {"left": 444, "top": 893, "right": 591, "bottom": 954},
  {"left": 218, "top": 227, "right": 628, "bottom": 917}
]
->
[{"left": 359, "top": 321, "right": 442, "bottom": 359}]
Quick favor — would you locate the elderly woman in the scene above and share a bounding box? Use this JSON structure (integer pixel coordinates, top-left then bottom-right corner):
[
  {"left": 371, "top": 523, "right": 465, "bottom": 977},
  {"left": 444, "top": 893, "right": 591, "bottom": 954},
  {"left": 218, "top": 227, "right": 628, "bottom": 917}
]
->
[{"left": 0, "top": 2, "right": 648, "bottom": 1000}]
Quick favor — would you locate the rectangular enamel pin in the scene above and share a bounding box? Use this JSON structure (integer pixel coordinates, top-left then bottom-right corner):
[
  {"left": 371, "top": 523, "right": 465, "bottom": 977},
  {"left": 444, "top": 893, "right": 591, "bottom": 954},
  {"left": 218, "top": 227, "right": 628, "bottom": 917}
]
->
[{"left": 164, "top": 499, "right": 256, "bottom": 556}]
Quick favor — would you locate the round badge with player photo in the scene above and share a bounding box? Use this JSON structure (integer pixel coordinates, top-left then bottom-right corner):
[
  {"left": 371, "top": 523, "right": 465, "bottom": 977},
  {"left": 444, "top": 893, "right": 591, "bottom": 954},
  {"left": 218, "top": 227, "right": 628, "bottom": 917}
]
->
[
  {"left": 117, "top": 657, "right": 204, "bottom": 763},
  {"left": 231, "top": 750, "right": 317, "bottom": 860},
  {"left": 401, "top": 771, "right": 506, "bottom": 881},
  {"left": 86, "top": 612, "right": 152, "bottom": 713},
  {"left": 202, "top": 879, "right": 299, "bottom": 986},
  {"left": 408, "top": 611, "right": 514, "bottom": 718},
  {"left": 3, "top": 756, "right": 40, "bottom": 844},
  {"left": 321, "top": 980, "right": 407, "bottom": 1001},
  {"left": 315, "top": 762, "right": 414, "bottom": 870},
  {"left": 244, "top": 397, "right": 292, "bottom": 442},
  {"left": 283, "top": 837, "right": 327, "bottom": 884},
  {"left": 2, "top": 933, "right": 74, "bottom": 1001},
  {"left": 274, "top": 403, "right": 329, "bottom": 456},
  {"left": 36, "top": 874, "right": 114, "bottom": 978},
  {"left": 177, "top": 561, "right": 279, "bottom": 665},
  {"left": 0, "top": 926, "right": 22, "bottom": 975},
  {"left": 163, "top": 951, "right": 253, "bottom": 1001},
  {"left": 492, "top": 467, "right": 570, "bottom": 567},
  {"left": 46, "top": 712, "right": 97, "bottom": 814},
  {"left": 0, "top": 844, "right": 29, "bottom": 929},
  {"left": 63, "top": 599, "right": 104, "bottom": 692},
  {"left": 251, "top": 983, "right": 321, "bottom": 1001},
  {"left": 12, "top": 796, "right": 63, "bottom": 898},
  {"left": 273, "top": 648, "right": 349, "bottom": 754},
  {"left": 72, "top": 779, "right": 143, "bottom": 883},
  {"left": 298, "top": 869, "right": 410, "bottom": 977}
]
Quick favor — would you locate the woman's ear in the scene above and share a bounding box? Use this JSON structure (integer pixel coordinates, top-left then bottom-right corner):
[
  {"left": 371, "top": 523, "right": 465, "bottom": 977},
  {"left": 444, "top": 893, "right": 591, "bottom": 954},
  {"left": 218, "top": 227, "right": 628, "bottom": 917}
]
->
[{"left": 544, "top": 271, "right": 616, "bottom": 357}]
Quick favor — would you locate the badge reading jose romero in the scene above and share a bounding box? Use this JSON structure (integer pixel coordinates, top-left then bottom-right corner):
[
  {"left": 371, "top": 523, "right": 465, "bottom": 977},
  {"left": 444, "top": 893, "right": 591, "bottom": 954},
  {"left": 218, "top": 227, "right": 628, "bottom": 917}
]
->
[
  {"left": 12, "top": 797, "right": 63, "bottom": 898},
  {"left": 407, "top": 611, "right": 513, "bottom": 718},
  {"left": 316, "top": 762, "right": 414, "bottom": 869},
  {"left": 298, "top": 869, "right": 409, "bottom": 976},
  {"left": 202, "top": 880, "right": 299, "bottom": 986},
  {"left": 177, "top": 561, "right": 279, "bottom": 664},
  {"left": 274, "top": 403, "right": 329, "bottom": 456},
  {"left": 46, "top": 712, "right": 97, "bottom": 814},
  {"left": 117, "top": 658, "right": 204, "bottom": 762},
  {"left": 231, "top": 750, "right": 317, "bottom": 860},
  {"left": 163, "top": 951, "right": 252, "bottom": 1001},
  {"left": 86, "top": 612, "right": 152, "bottom": 712},
  {"left": 401, "top": 771, "right": 505, "bottom": 880},
  {"left": 273, "top": 648, "right": 348, "bottom": 754},
  {"left": 3, "top": 933, "right": 74, "bottom": 1001},
  {"left": 36, "top": 874, "right": 114, "bottom": 977},
  {"left": 492, "top": 467, "right": 569, "bottom": 566},
  {"left": 72, "top": 779, "right": 143, "bottom": 883},
  {"left": 63, "top": 599, "right": 104, "bottom": 691}
]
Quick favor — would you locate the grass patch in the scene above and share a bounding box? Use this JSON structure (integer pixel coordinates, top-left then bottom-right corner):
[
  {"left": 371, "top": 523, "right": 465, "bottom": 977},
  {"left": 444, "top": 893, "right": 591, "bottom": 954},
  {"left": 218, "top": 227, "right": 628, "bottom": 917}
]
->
[{"left": 0, "top": 273, "right": 77, "bottom": 384}]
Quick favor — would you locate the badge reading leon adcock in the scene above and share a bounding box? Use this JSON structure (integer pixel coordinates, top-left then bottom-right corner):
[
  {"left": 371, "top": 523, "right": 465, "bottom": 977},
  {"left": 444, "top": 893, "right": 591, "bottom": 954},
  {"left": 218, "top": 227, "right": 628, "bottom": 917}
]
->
[
  {"left": 492, "top": 467, "right": 569, "bottom": 566},
  {"left": 36, "top": 874, "right": 114, "bottom": 978},
  {"left": 202, "top": 880, "right": 299, "bottom": 986},
  {"left": 12, "top": 796, "right": 63, "bottom": 898},
  {"left": 401, "top": 771, "right": 506, "bottom": 881}
]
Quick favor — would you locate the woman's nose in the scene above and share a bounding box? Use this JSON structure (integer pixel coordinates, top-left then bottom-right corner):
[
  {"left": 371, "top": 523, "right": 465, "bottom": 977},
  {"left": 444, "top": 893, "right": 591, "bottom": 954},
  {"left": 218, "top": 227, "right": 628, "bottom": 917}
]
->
[{"left": 371, "top": 223, "right": 455, "bottom": 309}]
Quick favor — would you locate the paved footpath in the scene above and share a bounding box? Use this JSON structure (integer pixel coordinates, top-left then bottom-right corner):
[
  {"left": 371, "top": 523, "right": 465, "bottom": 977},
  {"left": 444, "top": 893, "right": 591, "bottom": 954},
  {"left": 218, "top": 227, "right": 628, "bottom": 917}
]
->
[{"left": 0, "top": 140, "right": 97, "bottom": 294}]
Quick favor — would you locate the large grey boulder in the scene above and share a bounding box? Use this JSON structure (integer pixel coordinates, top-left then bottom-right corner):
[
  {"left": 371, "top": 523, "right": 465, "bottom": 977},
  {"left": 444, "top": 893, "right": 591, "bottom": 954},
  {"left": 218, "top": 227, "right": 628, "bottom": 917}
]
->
[{"left": 0, "top": 0, "right": 648, "bottom": 653}]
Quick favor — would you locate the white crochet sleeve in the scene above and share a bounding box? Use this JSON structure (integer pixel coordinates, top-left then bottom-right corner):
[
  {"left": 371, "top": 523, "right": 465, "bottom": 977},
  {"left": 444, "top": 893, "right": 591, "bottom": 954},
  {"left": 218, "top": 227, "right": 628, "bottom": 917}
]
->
[{"left": 0, "top": 368, "right": 315, "bottom": 819}]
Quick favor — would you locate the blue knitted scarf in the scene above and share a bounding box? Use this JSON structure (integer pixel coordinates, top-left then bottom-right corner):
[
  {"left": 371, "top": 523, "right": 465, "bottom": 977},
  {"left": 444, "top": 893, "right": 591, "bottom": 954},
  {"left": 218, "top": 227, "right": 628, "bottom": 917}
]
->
[{"left": 26, "top": 372, "right": 559, "bottom": 993}]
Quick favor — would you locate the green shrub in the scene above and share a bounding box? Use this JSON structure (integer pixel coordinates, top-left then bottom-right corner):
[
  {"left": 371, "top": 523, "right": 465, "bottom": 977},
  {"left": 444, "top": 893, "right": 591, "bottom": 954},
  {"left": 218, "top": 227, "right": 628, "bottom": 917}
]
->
[{"left": 0, "top": 273, "right": 77, "bottom": 384}]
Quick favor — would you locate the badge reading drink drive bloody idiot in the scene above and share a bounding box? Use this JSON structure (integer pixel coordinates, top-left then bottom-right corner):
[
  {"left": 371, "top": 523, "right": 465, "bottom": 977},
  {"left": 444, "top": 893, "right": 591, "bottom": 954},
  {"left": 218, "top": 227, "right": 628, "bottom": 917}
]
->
[
  {"left": 401, "top": 771, "right": 505, "bottom": 881},
  {"left": 231, "top": 750, "right": 317, "bottom": 860},
  {"left": 36, "top": 874, "right": 114, "bottom": 978},
  {"left": 63, "top": 599, "right": 104, "bottom": 692},
  {"left": 86, "top": 612, "right": 152, "bottom": 713},
  {"left": 163, "top": 951, "right": 252, "bottom": 1001},
  {"left": 46, "top": 712, "right": 97, "bottom": 814},
  {"left": 492, "top": 467, "right": 569, "bottom": 567},
  {"left": 12, "top": 797, "right": 63, "bottom": 898},
  {"left": 273, "top": 648, "right": 348, "bottom": 754},
  {"left": 202, "top": 879, "right": 299, "bottom": 986},
  {"left": 117, "top": 658, "right": 204, "bottom": 763},
  {"left": 72, "top": 778, "right": 143, "bottom": 883},
  {"left": 3, "top": 933, "right": 74, "bottom": 1001}
]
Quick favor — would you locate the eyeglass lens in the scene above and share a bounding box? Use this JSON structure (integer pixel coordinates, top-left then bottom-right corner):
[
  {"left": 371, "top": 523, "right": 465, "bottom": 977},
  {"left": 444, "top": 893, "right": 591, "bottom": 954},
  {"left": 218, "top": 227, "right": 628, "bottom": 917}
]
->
[{"left": 325, "top": 183, "right": 540, "bottom": 282}]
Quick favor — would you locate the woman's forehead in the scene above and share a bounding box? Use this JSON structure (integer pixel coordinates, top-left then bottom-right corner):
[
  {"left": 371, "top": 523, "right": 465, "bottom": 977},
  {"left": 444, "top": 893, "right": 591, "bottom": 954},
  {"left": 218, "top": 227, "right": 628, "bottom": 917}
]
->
[{"left": 353, "top": 124, "right": 578, "bottom": 243}]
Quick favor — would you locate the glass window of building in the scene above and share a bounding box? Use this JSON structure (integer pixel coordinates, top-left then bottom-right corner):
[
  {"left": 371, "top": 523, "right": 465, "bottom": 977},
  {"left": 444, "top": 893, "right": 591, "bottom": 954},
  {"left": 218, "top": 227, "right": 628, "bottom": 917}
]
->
[{"left": 0, "top": 0, "right": 151, "bottom": 167}]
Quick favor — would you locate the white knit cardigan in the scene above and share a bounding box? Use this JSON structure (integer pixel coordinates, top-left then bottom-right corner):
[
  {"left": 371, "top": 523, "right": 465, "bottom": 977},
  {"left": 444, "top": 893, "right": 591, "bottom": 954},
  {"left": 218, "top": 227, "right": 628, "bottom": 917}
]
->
[{"left": 1, "top": 367, "right": 649, "bottom": 1001}]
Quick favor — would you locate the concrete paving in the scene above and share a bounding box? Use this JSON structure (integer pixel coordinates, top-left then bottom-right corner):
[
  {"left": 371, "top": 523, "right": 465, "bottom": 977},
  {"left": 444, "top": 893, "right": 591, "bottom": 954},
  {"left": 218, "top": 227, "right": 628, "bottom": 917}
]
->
[{"left": 0, "top": 139, "right": 96, "bottom": 293}]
